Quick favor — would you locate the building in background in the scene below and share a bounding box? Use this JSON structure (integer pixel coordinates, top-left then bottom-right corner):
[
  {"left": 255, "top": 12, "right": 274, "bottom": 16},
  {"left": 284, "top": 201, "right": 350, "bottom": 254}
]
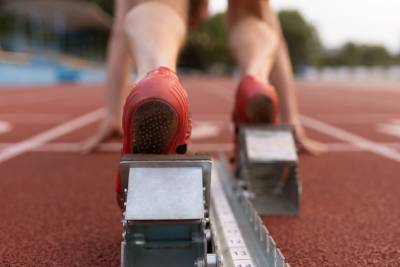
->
[{"left": 0, "top": 0, "right": 111, "bottom": 61}]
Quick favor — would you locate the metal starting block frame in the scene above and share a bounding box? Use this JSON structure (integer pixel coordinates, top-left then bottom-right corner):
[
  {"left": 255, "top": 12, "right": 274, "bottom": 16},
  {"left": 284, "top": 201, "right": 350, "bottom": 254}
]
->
[
  {"left": 119, "top": 155, "right": 218, "bottom": 267},
  {"left": 212, "top": 158, "right": 290, "bottom": 267},
  {"left": 237, "top": 125, "right": 301, "bottom": 215}
]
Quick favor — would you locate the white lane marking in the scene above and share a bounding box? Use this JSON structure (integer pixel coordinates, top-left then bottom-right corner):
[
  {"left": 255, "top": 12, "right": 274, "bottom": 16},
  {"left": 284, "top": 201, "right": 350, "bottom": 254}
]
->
[
  {"left": 4, "top": 141, "right": 398, "bottom": 153},
  {"left": 0, "top": 113, "right": 71, "bottom": 124},
  {"left": 326, "top": 143, "right": 365, "bottom": 152},
  {"left": 314, "top": 114, "right": 400, "bottom": 125},
  {"left": 301, "top": 115, "right": 400, "bottom": 161},
  {"left": 0, "top": 120, "right": 12, "bottom": 135},
  {"left": 0, "top": 142, "right": 234, "bottom": 153},
  {"left": 192, "top": 121, "right": 224, "bottom": 139},
  {"left": 0, "top": 109, "right": 105, "bottom": 163},
  {"left": 377, "top": 120, "right": 400, "bottom": 139}
]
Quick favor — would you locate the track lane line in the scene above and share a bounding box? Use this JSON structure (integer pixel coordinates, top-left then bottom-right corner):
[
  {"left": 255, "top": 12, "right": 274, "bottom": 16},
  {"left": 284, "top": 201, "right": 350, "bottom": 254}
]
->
[
  {"left": 301, "top": 115, "right": 400, "bottom": 162},
  {"left": 0, "top": 113, "right": 72, "bottom": 124},
  {"left": 0, "top": 142, "right": 234, "bottom": 153},
  {"left": 0, "top": 108, "right": 105, "bottom": 163},
  {"left": 4, "top": 141, "right": 397, "bottom": 153},
  {"left": 199, "top": 81, "right": 400, "bottom": 158}
]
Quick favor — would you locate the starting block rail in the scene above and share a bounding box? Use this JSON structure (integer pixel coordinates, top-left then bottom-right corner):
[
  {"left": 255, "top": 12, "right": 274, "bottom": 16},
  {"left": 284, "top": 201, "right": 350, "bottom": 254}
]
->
[{"left": 211, "top": 157, "right": 290, "bottom": 267}]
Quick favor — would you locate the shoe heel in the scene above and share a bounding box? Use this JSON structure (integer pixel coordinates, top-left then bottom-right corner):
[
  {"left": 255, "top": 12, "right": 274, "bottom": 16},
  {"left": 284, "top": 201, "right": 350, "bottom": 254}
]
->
[{"left": 131, "top": 100, "right": 179, "bottom": 153}]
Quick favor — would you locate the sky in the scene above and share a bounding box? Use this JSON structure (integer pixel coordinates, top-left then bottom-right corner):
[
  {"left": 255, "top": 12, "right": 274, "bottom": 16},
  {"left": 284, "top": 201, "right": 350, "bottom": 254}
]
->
[{"left": 210, "top": 0, "right": 400, "bottom": 53}]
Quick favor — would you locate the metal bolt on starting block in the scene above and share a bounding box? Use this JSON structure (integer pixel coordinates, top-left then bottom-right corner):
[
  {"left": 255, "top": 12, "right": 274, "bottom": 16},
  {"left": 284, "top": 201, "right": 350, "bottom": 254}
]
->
[
  {"left": 237, "top": 125, "right": 301, "bottom": 215},
  {"left": 119, "top": 155, "right": 219, "bottom": 267}
]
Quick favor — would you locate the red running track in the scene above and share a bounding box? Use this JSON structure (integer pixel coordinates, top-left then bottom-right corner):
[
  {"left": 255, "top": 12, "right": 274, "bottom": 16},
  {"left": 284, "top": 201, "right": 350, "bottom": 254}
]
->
[{"left": 0, "top": 77, "right": 400, "bottom": 266}]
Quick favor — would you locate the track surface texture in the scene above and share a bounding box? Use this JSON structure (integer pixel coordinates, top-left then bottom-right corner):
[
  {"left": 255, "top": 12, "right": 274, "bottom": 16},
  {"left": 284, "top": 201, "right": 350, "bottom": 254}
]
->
[{"left": 1, "top": 77, "right": 400, "bottom": 266}]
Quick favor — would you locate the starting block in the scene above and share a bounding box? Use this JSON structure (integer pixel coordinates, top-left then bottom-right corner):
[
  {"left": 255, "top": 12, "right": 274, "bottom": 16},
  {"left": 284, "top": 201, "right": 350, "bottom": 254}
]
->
[
  {"left": 119, "top": 155, "right": 219, "bottom": 267},
  {"left": 236, "top": 125, "right": 301, "bottom": 215}
]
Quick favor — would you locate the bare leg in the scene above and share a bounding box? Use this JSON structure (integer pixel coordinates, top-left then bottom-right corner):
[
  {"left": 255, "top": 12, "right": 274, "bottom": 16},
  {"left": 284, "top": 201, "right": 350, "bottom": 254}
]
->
[
  {"left": 107, "top": 0, "right": 133, "bottom": 122},
  {"left": 228, "top": 0, "right": 325, "bottom": 155},
  {"left": 268, "top": 12, "right": 298, "bottom": 124},
  {"left": 269, "top": 12, "right": 326, "bottom": 155},
  {"left": 124, "top": 0, "right": 188, "bottom": 81},
  {"left": 83, "top": 0, "right": 188, "bottom": 152},
  {"left": 227, "top": 0, "right": 279, "bottom": 83},
  {"left": 83, "top": 0, "right": 133, "bottom": 152}
]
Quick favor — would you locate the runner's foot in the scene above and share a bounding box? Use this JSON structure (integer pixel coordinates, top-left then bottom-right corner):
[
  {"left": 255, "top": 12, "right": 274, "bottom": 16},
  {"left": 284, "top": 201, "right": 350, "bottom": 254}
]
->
[
  {"left": 116, "top": 67, "right": 191, "bottom": 208},
  {"left": 231, "top": 75, "right": 280, "bottom": 161},
  {"left": 233, "top": 75, "right": 280, "bottom": 126}
]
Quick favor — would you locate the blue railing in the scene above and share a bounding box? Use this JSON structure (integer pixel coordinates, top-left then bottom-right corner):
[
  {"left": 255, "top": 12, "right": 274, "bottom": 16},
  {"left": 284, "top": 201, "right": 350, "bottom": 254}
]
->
[{"left": 0, "top": 58, "right": 106, "bottom": 86}]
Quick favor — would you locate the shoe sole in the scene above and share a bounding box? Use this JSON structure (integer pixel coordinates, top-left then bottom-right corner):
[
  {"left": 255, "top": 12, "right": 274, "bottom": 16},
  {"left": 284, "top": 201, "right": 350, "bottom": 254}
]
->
[
  {"left": 131, "top": 100, "right": 179, "bottom": 154},
  {"left": 246, "top": 95, "right": 274, "bottom": 124}
]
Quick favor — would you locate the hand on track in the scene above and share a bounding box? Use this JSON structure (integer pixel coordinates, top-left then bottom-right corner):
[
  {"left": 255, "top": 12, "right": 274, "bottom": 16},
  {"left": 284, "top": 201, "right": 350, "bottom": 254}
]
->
[
  {"left": 82, "top": 115, "right": 122, "bottom": 153},
  {"left": 294, "top": 123, "right": 327, "bottom": 156}
]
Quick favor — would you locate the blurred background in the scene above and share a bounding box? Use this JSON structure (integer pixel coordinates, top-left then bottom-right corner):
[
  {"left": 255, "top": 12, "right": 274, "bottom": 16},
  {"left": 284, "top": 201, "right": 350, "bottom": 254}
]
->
[
  {"left": 0, "top": 0, "right": 400, "bottom": 85},
  {"left": 2, "top": 2, "right": 400, "bottom": 266}
]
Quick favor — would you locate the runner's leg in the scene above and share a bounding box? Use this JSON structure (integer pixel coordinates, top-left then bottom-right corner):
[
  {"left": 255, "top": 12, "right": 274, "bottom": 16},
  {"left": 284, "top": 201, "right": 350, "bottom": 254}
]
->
[
  {"left": 124, "top": 0, "right": 189, "bottom": 81},
  {"left": 227, "top": 0, "right": 279, "bottom": 83}
]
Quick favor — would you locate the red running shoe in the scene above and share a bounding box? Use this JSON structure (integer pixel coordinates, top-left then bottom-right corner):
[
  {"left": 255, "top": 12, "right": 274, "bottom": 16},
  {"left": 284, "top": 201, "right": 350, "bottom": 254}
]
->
[
  {"left": 233, "top": 75, "right": 280, "bottom": 127},
  {"left": 116, "top": 67, "right": 191, "bottom": 207},
  {"left": 231, "top": 75, "right": 280, "bottom": 161}
]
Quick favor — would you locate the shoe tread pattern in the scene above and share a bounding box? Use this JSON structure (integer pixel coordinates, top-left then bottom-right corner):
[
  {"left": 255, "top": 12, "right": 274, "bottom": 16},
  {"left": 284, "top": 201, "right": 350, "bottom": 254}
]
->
[{"left": 131, "top": 100, "right": 179, "bottom": 154}]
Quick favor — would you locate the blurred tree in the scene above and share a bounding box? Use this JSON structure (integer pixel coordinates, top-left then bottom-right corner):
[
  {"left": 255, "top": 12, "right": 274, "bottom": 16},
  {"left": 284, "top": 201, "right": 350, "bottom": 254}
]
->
[
  {"left": 361, "top": 45, "right": 392, "bottom": 65},
  {"left": 0, "top": 14, "right": 15, "bottom": 35},
  {"left": 319, "top": 42, "right": 397, "bottom": 66},
  {"left": 0, "top": 0, "right": 111, "bottom": 58},
  {"left": 179, "top": 13, "right": 234, "bottom": 73},
  {"left": 86, "top": 0, "right": 113, "bottom": 15},
  {"left": 278, "top": 10, "right": 321, "bottom": 72},
  {"left": 180, "top": 10, "right": 325, "bottom": 74}
]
